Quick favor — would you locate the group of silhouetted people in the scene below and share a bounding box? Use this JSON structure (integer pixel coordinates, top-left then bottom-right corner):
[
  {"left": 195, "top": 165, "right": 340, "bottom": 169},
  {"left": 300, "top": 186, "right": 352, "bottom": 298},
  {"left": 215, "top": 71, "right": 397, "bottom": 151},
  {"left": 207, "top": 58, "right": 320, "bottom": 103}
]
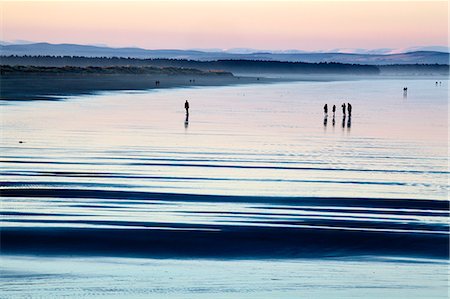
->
[
  {"left": 323, "top": 103, "right": 352, "bottom": 128},
  {"left": 155, "top": 80, "right": 161, "bottom": 86},
  {"left": 324, "top": 103, "right": 352, "bottom": 117},
  {"left": 184, "top": 99, "right": 353, "bottom": 129}
]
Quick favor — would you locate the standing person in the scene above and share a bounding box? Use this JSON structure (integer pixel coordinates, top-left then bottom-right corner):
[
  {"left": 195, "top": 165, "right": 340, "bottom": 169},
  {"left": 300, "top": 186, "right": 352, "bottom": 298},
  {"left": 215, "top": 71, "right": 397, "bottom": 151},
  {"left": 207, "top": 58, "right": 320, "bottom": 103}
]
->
[
  {"left": 348, "top": 103, "right": 352, "bottom": 117},
  {"left": 332, "top": 105, "right": 336, "bottom": 117},
  {"left": 323, "top": 104, "right": 328, "bottom": 116},
  {"left": 184, "top": 100, "right": 190, "bottom": 115},
  {"left": 341, "top": 103, "right": 346, "bottom": 116}
]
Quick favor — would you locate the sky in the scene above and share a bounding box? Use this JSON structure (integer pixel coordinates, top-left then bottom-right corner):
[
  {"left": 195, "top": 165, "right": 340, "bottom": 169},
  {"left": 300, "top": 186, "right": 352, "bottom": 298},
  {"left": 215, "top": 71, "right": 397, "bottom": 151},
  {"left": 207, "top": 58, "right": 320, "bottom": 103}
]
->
[{"left": 1, "top": 1, "right": 448, "bottom": 51}]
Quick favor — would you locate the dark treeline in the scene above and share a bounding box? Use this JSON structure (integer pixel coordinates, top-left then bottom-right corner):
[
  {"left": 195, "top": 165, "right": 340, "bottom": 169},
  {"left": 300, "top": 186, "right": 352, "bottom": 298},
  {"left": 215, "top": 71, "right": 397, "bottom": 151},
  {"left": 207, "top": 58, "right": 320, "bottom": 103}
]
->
[
  {"left": 378, "top": 64, "right": 449, "bottom": 75},
  {"left": 0, "top": 55, "right": 380, "bottom": 74},
  {"left": 0, "top": 65, "right": 232, "bottom": 76}
]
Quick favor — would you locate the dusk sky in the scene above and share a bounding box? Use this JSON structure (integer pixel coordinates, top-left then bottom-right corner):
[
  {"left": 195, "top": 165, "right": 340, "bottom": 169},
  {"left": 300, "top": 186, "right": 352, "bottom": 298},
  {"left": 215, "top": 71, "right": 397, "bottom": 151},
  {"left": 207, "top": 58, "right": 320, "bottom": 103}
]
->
[{"left": 2, "top": 1, "right": 448, "bottom": 51}]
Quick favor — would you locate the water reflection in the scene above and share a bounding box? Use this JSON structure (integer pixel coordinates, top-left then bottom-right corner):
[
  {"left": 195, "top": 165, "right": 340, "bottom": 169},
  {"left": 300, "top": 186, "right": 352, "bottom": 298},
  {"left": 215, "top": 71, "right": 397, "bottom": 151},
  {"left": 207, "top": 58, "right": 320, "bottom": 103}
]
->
[
  {"left": 402, "top": 87, "right": 408, "bottom": 101},
  {"left": 1, "top": 80, "right": 447, "bottom": 200},
  {"left": 184, "top": 112, "right": 189, "bottom": 129}
]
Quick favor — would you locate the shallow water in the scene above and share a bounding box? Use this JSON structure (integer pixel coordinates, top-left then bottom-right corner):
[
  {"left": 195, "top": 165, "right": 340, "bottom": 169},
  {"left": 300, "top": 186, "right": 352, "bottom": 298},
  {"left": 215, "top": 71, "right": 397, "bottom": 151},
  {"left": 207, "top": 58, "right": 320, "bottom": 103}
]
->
[
  {"left": 1, "top": 255, "right": 448, "bottom": 299},
  {"left": 1, "top": 79, "right": 448, "bottom": 198},
  {"left": 1, "top": 78, "right": 449, "bottom": 297}
]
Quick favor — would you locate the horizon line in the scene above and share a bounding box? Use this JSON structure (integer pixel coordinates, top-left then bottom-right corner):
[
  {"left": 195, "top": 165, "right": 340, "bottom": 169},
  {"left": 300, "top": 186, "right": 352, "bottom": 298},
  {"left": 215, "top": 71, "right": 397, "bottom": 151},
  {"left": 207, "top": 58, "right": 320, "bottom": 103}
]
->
[{"left": 2, "top": 40, "right": 450, "bottom": 55}]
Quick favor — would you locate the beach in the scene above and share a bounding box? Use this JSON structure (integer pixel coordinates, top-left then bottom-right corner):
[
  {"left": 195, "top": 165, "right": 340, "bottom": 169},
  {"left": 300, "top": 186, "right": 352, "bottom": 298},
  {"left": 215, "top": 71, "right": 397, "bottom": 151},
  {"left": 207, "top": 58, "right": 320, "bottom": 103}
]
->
[
  {"left": 1, "top": 77, "right": 448, "bottom": 298},
  {"left": 0, "top": 72, "right": 275, "bottom": 101},
  {"left": 2, "top": 255, "right": 448, "bottom": 299}
]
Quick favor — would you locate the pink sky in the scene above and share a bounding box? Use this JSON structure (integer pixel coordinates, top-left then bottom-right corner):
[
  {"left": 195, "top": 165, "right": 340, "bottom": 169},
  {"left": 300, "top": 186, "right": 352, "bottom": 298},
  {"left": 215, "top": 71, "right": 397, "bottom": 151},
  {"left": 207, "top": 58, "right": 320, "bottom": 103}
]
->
[{"left": 2, "top": 1, "right": 448, "bottom": 50}]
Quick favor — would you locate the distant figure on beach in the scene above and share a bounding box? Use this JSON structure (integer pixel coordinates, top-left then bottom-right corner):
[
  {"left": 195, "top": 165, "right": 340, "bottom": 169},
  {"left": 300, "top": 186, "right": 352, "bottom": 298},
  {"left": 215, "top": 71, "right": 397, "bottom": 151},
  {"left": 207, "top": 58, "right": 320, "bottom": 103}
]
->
[
  {"left": 332, "top": 105, "right": 336, "bottom": 117},
  {"left": 155, "top": 80, "right": 160, "bottom": 87},
  {"left": 342, "top": 103, "right": 346, "bottom": 116},
  {"left": 185, "top": 100, "right": 190, "bottom": 115},
  {"left": 347, "top": 103, "right": 352, "bottom": 117},
  {"left": 436, "top": 81, "right": 438, "bottom": 86},
  {"left": 323, "top": 104, "right": 328, "bottom": 116}
]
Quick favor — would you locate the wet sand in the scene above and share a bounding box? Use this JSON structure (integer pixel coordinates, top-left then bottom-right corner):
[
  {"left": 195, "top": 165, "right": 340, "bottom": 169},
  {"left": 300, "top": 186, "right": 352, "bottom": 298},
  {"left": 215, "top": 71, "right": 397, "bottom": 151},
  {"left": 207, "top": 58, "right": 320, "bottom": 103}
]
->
[
  {"left": 0, "top": 73, "right": 280, "bottom": 101},
  {"left": 1, "top": 255, "right": 448, "bottom": 299}
]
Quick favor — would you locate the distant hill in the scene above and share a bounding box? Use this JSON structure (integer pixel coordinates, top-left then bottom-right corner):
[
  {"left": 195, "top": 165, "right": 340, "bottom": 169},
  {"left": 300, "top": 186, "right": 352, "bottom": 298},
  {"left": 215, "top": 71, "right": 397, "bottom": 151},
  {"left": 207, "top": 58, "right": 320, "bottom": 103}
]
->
[{"left": 1, "top": 42, "right": 448, "bottom": 65}]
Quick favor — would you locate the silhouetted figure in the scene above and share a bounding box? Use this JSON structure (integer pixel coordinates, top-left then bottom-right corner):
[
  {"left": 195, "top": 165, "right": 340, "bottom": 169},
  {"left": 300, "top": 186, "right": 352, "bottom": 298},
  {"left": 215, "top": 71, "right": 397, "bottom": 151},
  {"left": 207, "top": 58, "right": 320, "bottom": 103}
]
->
[
  {"left": 347, "top": 103, "right": 352, "bottom": 117},
  {"left": 332, "top": 105, "right": 336, "bottom": 117},
  {"left": 341, "top": 103, "right": 346, "bottom": 116},
  {"left": 342, "top": 115, "right": 346, "bottom": 128},
  {"left": 324, "top": 104, "right": 328, "bottom": 116},
  {"left": 436, "top": 81, "right": 438, "bottom": 86},
  {"left": 332, "top": 116, "right": 335, "bottom": 127},
  {"left": 347, "top": 115, "right": 351, "bottom": 129},
  {"left": 185, "top": 100, "right": 190, "bottom": 115}
]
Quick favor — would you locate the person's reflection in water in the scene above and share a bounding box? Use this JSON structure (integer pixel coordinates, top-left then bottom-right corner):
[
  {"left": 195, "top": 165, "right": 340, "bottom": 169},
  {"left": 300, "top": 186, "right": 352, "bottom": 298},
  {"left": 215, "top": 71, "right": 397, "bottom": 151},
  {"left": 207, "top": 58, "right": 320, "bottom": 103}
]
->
[
  {"left": 184, "top": 112, "right": 189, "bottom": 128},
  {"left": 342, "top": 115, "right": 346, "bottom": 129},
  {"left": 347, "top": 116, "right": 351, "bottom": 131},
  {"left": 332, "top": 115, "right": 335, "bottom": 127},
  {"left": 323, "top": 115, "right": 328, "bottom": 128}
]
